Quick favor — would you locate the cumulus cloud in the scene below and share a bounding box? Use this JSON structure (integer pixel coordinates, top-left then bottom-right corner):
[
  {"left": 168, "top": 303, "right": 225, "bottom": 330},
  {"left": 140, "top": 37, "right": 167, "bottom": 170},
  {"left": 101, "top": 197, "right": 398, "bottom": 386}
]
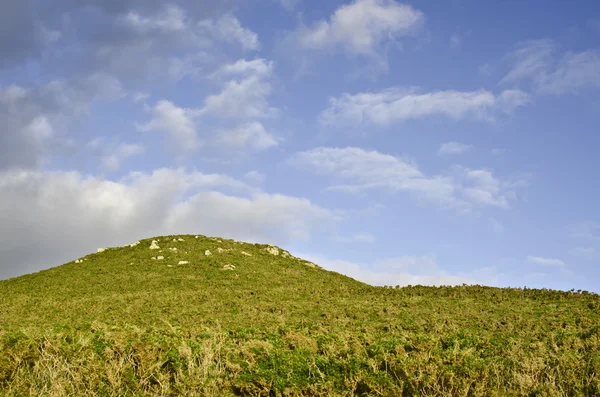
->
[
  {"left": 100, "top": 143, "right": 145, "bottom": 172},
  {"left": 0, "top": 75, "right": 124, "bottom": 170},
  {"left": 199, "top": 14, "right": 260, "bottom": 51},
  {"left": 138, "top": 100, "right": 200, "bottom": 152},
  {"left": 292, "top": 147, "right": 525, "bottom": 212},
  {"left": 438, "top": 142, "right": 472, "bottom": 155},
  {"left": 293, "top": 0, "right": 423, "bottom": 66},
  {"left": 527, "top": 256, "right": 565, "bottom": 267},
  {"left": 502, "top": 39, "right": 600, "bottom": 94},
  {"left": 297, "top": 253, "right": 499, "bottom": 287},
  {"left": 0, "top": 168, "right": 333, "bottom": 279},
  {"left": 199, "top": 59, "right": 277, "bottom": 119},
  {"left": 244, "top": 171, "right": 266, "bottom": 184},
  {"left": 215, "top": 122, "right": 278, "bottom": 150},
  {"left": 319, "top": 87, "right": 529, "bottom": 127}
]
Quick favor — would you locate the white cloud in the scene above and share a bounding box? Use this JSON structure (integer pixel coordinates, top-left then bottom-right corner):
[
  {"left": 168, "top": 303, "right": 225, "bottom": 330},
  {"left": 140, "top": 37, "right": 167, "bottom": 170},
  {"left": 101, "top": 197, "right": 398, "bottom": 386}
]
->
[
  {"left": 211, "top": 58, "right": 273, "bottom": 79},
  {"left": 0, "top": 168, "right": 333, "bottom": 279},
  {"left": 501, "top": 39, "right": 555, "bottom": 85},
  {"left": 199, "top": 59, "right": 277, "bottom": 119},
  {"left": 279, "top": 0, "right": 300, "bottom": 11},
  {"left": 0, "top": 75, "right": 124, "bottom": 170},
  {"left": 502, "top": 39, "right": 600, "bottom": 94},
  {"left": 298, "top": 253, "right": 499, "bottom": 287},
  {"left": 449, "top": 34, "right": 462, "bottom": 49},
  {"left": 199, "top": 15, "right": 260, "bottom": 51},
  {"left": 334, "top": 232, "right": 376, "bottom": 243},
  {"left": 100, "top": 143, "right": 145, "bottom": 172},
  {"left": 123, "top": 4, "right": 188, "bottom": 34},
  {"left": 244, "top": 171, "right": 266, "bottom": 184},
  {"left": 292, "top": 147, "right": 524, "bottom": 212},
  {"left": 138, "top": 100, "right": 200, "bottom": 151},
  {"left": 292, "top": 0, "right": 423, "bottom": 67},
  {"left": 438, "top": 142, "right": 472, "bottom": 155},
  {"left": 320, "top": 87, "right": 529, "bottom": 127},
  {"left": 527, "top": 256, "right": 565, "bottom": 267},
  {"left": 215, "top": 122, "right": 278, "bottom": 150}
]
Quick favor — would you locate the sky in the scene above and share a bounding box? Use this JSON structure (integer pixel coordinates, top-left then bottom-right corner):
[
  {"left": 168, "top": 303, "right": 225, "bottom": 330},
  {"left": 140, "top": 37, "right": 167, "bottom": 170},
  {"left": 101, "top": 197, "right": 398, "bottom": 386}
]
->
[{"left": 1, "top": 0, "right": 599, "bottom": 292}]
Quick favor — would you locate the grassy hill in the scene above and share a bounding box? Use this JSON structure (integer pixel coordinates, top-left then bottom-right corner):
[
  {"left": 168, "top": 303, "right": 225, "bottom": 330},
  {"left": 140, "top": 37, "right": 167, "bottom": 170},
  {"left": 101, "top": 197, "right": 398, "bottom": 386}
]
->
[{"left": 1, "top": 235, "right": 599, "bottom": 396}]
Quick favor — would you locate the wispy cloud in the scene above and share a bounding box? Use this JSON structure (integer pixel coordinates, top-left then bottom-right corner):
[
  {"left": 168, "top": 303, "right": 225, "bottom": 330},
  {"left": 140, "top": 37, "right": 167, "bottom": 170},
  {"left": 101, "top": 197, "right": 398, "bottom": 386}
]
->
[
  {"left": 320, "top": 87, "right": 529, "bottom": 127},
  {"left": 289, "top": 0, "right": 424, "bottom": 70},
  {"left": 334, "top": 232, "right": 376, "bottom": 243},
  {"left": 527, "top": 256, "right": 565, "bottom": 267},
  {"left": 438, "top": 142, "right": 473, "bottom": 155},
  {"left": 502, "top": 39, "right": 600, "bottom": 95},
  {"left": 297, "top": 252, "right": 500, "bottom": 287},
  {"left": 292, "top": 147, "right": 526, "bottom": 212}
]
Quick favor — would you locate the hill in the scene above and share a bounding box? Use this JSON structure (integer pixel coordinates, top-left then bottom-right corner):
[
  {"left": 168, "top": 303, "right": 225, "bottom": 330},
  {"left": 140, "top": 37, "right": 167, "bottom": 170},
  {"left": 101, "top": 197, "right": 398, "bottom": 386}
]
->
[{"left": 0, "top": 235, "right": 599, "bottom": 396}]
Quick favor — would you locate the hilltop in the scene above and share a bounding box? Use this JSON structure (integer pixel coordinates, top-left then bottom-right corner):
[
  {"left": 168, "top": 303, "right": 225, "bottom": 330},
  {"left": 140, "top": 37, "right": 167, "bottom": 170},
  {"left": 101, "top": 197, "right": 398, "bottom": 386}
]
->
[{"left": 1, "top": 235, "right": 599, "bottom": 396}]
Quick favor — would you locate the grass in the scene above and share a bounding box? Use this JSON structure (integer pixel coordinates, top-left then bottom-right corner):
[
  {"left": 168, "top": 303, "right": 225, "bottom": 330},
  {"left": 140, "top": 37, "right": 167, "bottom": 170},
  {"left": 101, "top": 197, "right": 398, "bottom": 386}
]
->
[{"left": 0, "top": 234, "right": 599, "bottom": 396}]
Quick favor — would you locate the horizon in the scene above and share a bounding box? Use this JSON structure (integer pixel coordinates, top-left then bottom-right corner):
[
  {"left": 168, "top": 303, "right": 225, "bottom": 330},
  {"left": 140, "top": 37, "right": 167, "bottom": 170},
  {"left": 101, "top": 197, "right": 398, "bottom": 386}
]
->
[{"left": 1, "top": 0, "right": 599, "bottom": 292}]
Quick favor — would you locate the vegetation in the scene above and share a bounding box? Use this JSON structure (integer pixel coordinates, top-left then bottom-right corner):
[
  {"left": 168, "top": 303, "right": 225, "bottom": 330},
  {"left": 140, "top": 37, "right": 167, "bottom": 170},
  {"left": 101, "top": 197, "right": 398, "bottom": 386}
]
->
[{"left": 1, "top": 235, "right": 599, "bottom": 396}]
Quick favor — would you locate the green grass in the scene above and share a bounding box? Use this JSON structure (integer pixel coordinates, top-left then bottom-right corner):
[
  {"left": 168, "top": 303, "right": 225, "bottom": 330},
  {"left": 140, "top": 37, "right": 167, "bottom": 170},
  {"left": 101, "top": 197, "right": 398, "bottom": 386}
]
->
[{"left": 0, "top": 235, "right": 599, "bottom": 396}]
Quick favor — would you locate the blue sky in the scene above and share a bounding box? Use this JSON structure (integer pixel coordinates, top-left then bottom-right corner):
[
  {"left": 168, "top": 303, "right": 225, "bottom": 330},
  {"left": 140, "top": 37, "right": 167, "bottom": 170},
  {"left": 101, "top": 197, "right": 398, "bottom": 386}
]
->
[{"left": 1, "top": 0, "right": 599, "bottom": 292}]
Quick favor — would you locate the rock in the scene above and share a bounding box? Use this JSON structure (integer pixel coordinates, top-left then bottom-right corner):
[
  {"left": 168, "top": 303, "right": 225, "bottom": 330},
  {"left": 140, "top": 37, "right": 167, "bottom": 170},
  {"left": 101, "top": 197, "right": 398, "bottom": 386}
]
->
[
  {"left": 167, "top": 265, "right": 173, "bottom": 268},
  {"left": 222, "top": 264, "right": 236, "bottom": 271},
  {"left": 217, "top": 248, "right": 224, "bottom": 253},
  {"left": 205, "top": 250, "right": 212, "bottom": 256},
  {"left": 195, "top": 236, "right": 199, "bottom": 239},
  {"left": 97, "top": 248, "right": 106, "bottom": 253},
  {"left": 151, "top": 257, "right": 156, "bottom": 260},
  {"left": 157, "top": 256, "right": 164, "bottom": 260},
  {"left": 169, "top": 247, "right": 178, "bottom": 252},
  {"left": 172, "top": 239, "right": 178, "bottom": 242},
  {"left": 178, "top": 238, "right": 185, "bottom": 242},
  {"left": 129, "top": 241, "right": 140, "bottom": 247},
  {"left": 303, "top": 260, "right": 318, "bottom": 268},
  {"left": 178, "top": 261, "right": 190, "bottom": 265},
  {"left": 241, "top": 251, "right": 252, "bottom": 257},
  {"left": 75, "top": 259, "right": 83, "bottom": 264},
  {"left": 149, "top": 240, "right": 160, "bottom": 250},
  {"left": 265, "top": 245, "right": 279, "bottom": 256},
  {"left": 281, "top": 251, "right": 291, "bottom": 258}
]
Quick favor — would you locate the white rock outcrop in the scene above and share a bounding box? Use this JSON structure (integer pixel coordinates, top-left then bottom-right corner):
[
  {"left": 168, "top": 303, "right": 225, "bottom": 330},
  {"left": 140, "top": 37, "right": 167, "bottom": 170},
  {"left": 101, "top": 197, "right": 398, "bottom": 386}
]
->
[
  {"left": 157, "top": 256, "right": 164, "bottom": 260},
  {"left": 129, "top": 241, "right": 140, "bottom": 247},
  {"left": 222, "top": 264, "right": 236, "bottom": 271},
  {"left": 217, "top": 248, "right": 224, "bottom": 253},
  {"left": 178, "top": 261, "right": 190, "bottom": 265},
  {"left": 205, "top": 250, "right": 212, "bottom": 256},
  {"left": 149, "top": 240, "right": 160, "bottom": 250},
  {"left": 97, "top": 248, "right": 106, "bottom": 253},
  {"left": 169, "top": 247, "right": 178, "bottom": 252},
  {"left": 241, "top": 251, "right": 252, "bottom": 257},
  {"left": 265, "top": 245, "right": 279, "bottom": 256},
  {"left": 151, "top": 257, "right": 156, "bottom": 260},
  {"left": 178, "top": 238, "right": 184, "bottom": 242},
  {"left": 75, "top": 259, "right": 83, "bottom": 264}
]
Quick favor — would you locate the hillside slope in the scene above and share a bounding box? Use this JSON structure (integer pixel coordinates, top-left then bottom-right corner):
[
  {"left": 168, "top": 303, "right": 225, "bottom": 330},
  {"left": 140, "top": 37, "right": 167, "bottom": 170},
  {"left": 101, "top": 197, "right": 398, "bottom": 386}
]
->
[{"left": 1, "top": 235, "right": 599, "bottom": 396}]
